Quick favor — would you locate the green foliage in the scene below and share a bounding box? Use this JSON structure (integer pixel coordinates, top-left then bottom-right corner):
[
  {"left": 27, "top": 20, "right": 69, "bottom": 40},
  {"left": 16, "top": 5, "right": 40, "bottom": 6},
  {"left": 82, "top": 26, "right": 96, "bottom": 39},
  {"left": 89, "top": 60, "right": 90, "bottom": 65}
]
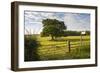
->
[
  {"left": 63, "top": 31, "right": 80, "bottom": 36},
  {"left": 85, "top": 31, "right": 90, "bottom": 35},
  {"left": 41, "top": 19, "right": 66, "bottom": 40},
  {"left": 24, "top": 35, "right": 40, "bottom": 61},
  {"left": 62, "top": 31, "right": 90, "bottom": 36}
]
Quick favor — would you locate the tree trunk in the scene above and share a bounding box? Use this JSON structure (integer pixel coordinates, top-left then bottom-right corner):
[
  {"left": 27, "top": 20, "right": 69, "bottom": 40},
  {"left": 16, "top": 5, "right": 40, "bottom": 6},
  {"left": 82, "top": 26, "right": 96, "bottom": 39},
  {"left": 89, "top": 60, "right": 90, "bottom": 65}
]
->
[{"left": 51, "top": 35, "right": 54, "bottom": 40}]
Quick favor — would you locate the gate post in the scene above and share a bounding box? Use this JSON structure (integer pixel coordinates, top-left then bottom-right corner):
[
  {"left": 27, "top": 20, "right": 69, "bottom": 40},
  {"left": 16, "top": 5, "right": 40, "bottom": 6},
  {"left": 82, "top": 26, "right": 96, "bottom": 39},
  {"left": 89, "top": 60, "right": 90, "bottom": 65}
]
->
[{"left": 68, "top": 40, "right": 71, "bottom": 52}]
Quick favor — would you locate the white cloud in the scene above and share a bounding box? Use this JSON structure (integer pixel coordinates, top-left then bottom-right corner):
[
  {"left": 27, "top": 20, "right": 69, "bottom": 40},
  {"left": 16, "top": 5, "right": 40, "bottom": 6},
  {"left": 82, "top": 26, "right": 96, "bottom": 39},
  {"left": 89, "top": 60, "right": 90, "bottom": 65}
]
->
[
  {"left": 25, "top": 11, "right": 64, "bottom": 25},
  {"left": 64, "top": 13, "right": 90, "bottom": 31}
]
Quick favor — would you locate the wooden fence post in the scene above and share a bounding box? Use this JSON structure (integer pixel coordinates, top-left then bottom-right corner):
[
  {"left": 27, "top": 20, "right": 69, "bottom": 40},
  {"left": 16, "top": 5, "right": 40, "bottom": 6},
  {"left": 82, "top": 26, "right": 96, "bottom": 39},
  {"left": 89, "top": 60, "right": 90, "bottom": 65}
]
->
[
  {"left": 80, "top": 34, "right": 82, "bottom": 47},
  {"left": 68, "top": 40, "right": 71, "bottom": 52}
]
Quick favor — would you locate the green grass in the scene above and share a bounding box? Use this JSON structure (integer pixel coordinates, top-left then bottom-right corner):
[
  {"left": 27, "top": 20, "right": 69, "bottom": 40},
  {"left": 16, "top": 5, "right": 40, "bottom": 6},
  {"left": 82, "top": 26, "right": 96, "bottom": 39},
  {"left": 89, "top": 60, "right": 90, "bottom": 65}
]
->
[
  {"left": 25, "top": 35, "right": 90, "bottom": 61},
  {"left": 35, "top": 35, "right": 90, "bottom": 61}
]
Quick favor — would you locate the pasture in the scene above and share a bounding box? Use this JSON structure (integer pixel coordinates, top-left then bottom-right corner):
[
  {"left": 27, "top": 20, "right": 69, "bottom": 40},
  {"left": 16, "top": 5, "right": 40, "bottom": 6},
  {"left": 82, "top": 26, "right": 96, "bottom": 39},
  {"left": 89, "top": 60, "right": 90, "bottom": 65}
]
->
[{"left": 33, "top": 35, "right": 90, "bottom": 61}]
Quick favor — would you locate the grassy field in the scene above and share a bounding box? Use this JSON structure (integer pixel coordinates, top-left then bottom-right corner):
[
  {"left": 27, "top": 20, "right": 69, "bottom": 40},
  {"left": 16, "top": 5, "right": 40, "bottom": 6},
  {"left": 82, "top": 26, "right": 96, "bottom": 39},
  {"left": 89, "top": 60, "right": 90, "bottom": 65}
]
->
[{"left": 31, "top": 35, "right": 90, "bottom": 61}]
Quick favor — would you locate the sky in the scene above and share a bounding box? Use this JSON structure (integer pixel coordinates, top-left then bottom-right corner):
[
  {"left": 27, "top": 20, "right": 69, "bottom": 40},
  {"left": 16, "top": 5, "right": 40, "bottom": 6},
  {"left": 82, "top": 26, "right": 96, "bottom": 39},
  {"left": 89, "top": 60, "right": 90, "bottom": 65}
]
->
[{"left": 24, "top": 10, "right": 90, "bottom": 34}]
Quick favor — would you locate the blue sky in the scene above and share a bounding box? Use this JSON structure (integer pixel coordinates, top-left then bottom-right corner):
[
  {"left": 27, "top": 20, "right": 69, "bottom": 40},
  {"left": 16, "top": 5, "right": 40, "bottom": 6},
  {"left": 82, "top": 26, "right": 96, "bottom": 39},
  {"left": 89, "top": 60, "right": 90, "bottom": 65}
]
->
[{"left": 24, "top": 10, "right": 90, "bottom": 34}]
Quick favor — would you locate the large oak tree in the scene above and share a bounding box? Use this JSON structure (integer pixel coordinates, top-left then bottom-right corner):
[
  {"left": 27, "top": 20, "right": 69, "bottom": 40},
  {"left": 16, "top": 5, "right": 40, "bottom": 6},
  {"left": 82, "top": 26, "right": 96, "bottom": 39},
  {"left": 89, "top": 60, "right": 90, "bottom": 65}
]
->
[{"left": 41, "top": 19, "right": 66, "bottom": 40}]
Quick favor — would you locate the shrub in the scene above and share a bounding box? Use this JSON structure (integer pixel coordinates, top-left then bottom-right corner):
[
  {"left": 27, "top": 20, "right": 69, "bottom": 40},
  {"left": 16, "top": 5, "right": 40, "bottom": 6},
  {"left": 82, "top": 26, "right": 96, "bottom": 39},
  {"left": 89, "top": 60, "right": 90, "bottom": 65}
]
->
[{"left": 24, "top": 35, "right": 40, "bottom": 61}]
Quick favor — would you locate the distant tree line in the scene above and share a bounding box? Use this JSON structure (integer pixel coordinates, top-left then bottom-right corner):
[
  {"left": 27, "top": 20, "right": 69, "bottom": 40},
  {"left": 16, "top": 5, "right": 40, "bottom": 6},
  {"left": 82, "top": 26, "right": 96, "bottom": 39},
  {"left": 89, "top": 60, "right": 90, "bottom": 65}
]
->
[
  {"left": 62, "top": 31, "right": 90, "bottom": 36},
  {"left": 41, "top": 30, "right": 90, "bottom": 37}
]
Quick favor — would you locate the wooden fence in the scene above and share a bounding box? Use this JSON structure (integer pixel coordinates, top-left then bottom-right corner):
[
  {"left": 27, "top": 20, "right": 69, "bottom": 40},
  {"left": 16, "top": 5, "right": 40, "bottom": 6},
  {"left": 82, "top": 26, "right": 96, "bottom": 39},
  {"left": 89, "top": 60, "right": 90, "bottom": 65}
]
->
[
  {"left": 67, "top": 40, "right": 90, "bottom": 52},
  {"left": 39, "top": 40, "right": 90, "bottom": 54}
]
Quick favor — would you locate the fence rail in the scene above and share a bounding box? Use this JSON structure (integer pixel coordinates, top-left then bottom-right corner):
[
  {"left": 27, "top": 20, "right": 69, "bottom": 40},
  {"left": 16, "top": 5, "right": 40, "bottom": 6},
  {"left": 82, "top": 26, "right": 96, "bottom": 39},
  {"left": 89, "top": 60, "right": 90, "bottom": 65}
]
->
[{"left": 39, "top": 40, "right": 90, "bottom": 54}]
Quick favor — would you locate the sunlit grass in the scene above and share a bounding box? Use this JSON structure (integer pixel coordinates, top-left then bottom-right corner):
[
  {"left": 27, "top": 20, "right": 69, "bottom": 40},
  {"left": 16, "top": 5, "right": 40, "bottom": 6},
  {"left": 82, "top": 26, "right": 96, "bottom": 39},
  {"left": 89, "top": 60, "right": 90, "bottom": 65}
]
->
[
  {"left": 34, "top": 35, "right": 90, "bottom": 60},
  {"left": 24, "top": 35, "right": 90, "bottom": 61}
]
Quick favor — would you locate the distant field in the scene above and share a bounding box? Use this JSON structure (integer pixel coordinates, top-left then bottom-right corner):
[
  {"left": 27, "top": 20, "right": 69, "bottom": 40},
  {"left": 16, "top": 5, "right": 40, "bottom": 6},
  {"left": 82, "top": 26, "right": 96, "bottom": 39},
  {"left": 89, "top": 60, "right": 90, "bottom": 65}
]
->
[{"left": 34, "top": 35, "right": 90, "bottom": 61}]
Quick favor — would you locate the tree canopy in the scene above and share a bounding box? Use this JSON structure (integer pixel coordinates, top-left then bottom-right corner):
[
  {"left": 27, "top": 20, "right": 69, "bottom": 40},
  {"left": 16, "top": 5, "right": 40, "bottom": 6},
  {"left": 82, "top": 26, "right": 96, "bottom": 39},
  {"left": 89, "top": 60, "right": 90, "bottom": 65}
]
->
[{"left": 41, "top": 19, "right": 66, "bottom": 40}]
